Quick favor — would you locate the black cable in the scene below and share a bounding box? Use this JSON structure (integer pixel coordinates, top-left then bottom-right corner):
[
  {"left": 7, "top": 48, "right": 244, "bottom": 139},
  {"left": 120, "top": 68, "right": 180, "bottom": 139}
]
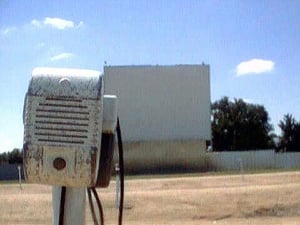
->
[
  {"left": 91, "top": 187, "right": 105, "bottom": 225},
  {"left": 59, "top": 186, "right": 66, "bottom": 225},
  {"left": 88, "top": 117, "right": 124, "bottom": 225},
  {"left": 87, "top": 187, "right": 104, "bottom": 225},
  {"left": 116, "top": 118, "right": 124, "bottom": 225},
  {"left": 87, "top": 188, "right": 99, "bottom": 225}
]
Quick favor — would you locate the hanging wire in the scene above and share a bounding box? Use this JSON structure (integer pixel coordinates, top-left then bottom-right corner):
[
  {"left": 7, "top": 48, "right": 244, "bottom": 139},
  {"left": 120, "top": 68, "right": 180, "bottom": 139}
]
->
[
  {"left": 88, "top": 188, "right": 100, "bottom": 225},
  {"left": 87, "top": 187, "right": 105, "bottom": 225},
  {"left": 116, "top": 118, "right": 124, "bottom": 225},
  {"left": 59, "top": 186, "right": 67, "bottom": 225},
  {"left": 87, "top": 117, "right": 124, "bottom": 225}
]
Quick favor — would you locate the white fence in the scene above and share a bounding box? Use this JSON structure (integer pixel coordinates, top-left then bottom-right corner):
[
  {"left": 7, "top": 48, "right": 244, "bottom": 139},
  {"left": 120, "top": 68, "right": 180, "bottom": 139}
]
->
[
  {"left": 206, "top": 150, "right": 300, "bottom": 171},
  {"left": 118, "top": 141, "right": 300, "bottom": 173},
  {"left": 119, "top": 141, "right": 300, "bottom": 173},
  {"left": 2, "top": 150, "right": 300, "bottom": 180}
]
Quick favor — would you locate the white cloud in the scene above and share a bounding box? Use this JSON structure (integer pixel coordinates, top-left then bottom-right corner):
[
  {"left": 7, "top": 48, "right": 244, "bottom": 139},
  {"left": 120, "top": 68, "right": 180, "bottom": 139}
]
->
[
  {"left": 44, "top": 17, "right": 74, "bottom": 29},
  {"left": 31, "top": 19, "right": 42, "bottom": 27},
  {"left": 236, "top": 58, "right": 275, "bottom": 76},
  {"left": 31, "top": 17, "right": 83, "bottom": 30},
  {"left": 0, "top": 26, "right": 17, "bottom": 35},
  {"left": 50, "top": 52, "right": 74, "bottom": 61}
]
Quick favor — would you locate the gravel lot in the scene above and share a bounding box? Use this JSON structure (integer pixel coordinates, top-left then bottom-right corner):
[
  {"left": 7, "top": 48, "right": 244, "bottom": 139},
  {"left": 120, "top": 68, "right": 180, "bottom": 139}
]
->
[{"left": 1, "top": 171, "right": 300, "bottom": 225}]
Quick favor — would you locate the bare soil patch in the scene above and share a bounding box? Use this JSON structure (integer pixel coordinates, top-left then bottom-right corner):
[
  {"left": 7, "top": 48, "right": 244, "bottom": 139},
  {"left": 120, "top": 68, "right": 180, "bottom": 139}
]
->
[{"left": 1, "top": 171, "right": 300, "bottom": 224}]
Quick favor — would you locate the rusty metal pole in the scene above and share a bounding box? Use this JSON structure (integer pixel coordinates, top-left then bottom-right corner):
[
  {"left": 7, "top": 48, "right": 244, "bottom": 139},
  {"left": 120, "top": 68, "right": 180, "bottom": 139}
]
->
[{"left": 52, "top": 187, "right": 86, "bottom": 225}]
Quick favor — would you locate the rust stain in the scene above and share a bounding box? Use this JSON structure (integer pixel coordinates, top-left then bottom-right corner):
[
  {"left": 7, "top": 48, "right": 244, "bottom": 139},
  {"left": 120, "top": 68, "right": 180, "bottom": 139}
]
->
[{"left": 90, "top": 147, "right": 97, "bottom": 186}]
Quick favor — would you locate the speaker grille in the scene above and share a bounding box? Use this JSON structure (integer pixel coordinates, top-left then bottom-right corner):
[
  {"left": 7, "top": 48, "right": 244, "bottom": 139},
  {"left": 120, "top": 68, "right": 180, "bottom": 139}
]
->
[{"left": 34, "top": 97, "right": 91, "bottom": 145}]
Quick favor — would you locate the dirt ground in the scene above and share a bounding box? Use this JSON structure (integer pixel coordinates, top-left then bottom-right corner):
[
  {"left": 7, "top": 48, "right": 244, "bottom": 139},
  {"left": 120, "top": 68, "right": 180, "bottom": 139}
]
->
[{"left": 1, "top": 171, "right": 300, "bottom": 225}]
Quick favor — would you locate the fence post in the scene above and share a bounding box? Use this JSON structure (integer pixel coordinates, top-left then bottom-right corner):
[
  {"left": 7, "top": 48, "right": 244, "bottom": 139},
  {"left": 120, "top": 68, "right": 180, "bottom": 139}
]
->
[{"left": 17, "top": 165, "right": 23, "bottom": 190}]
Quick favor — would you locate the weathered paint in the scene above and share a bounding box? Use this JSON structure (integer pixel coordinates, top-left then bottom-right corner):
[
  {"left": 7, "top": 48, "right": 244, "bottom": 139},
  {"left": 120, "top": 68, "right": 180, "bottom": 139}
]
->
[
  {"left": 24, "top": 145, "right": 97, "bottom": 186},
  {"left": 24, "top": 96, "right": 102, "bottom": 147},
  {"left": 30, "top": 67, "right": 102, "bottom": 99},
  {"left": 23, "top": 67, "right": 103, "bottom": 187}
]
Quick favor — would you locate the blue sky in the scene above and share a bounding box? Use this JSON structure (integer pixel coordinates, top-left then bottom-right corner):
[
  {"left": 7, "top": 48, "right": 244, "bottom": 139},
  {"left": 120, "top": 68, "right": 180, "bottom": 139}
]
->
[{"left": 0, "top": 0, "right": 300, "bottom": 153}]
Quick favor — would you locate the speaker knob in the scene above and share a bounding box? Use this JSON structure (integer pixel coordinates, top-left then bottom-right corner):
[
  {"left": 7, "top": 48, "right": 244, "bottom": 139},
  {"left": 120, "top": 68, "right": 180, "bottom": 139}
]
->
[{"left": 53, "top": 157, "right": 66, "bottom": 170}]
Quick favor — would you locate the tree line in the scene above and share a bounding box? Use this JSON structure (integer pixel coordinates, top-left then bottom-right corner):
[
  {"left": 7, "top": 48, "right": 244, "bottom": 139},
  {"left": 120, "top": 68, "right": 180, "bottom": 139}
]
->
[
  {"left": 0, "top": 148, "right": 22, "bottom": 165},
  {"left": 0, "top": 96, "right": 300, "bottom": 164},
  {"left": 212, "top": 97, "right": 300, "bottom": 152}
]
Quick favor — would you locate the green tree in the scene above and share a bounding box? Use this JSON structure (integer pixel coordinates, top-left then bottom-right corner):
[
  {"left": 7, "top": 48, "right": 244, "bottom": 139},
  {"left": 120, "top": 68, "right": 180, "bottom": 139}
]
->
[
  {"left": 0, "top": 148, "right": 23, "bottom": 164},
  {"left": 0, "top": 152, "right": 8, "bottom": 164},
  {"left": 212, "top": 97, "right": 274, "bottom": 151},
  {"left": 278, "top": 114, "right": 300, "bottom": 152},
  {"left": 8, "top": 148, "right": 23, "bottom": 164}
]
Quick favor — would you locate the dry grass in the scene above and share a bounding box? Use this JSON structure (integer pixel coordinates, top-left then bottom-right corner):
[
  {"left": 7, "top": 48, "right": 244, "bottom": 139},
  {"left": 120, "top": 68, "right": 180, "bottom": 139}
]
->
[{"left": 1, "top": 171, "right": 300, "bottom": 224}]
